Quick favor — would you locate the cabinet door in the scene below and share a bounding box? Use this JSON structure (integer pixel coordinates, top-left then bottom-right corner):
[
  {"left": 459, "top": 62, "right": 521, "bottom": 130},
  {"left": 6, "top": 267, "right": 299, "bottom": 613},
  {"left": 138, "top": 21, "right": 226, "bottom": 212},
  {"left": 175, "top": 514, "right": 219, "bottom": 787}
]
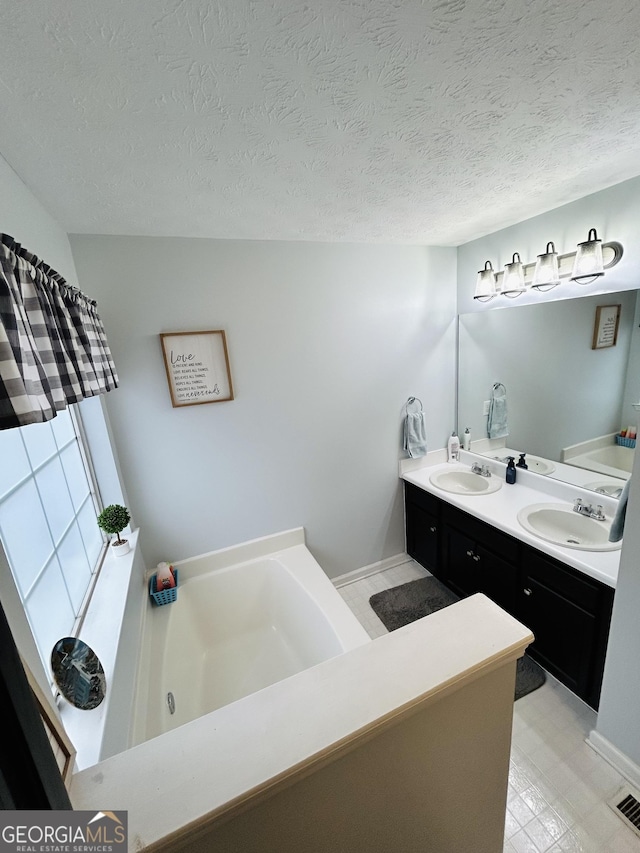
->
[
  {"left": 476, "top": 545, "right": 517, "bottom": 615},
  {"left": 520, "top": 548, "right": 614, "bottom": 708},
  {"left": 520, "top": 571, "right": 597, "bottom": 700},
  {"left": 406, "top": 501, "right": 440, "bottom": 574},
  {"left": 444, "top": 527, "right": 481, "bottom": 598}
]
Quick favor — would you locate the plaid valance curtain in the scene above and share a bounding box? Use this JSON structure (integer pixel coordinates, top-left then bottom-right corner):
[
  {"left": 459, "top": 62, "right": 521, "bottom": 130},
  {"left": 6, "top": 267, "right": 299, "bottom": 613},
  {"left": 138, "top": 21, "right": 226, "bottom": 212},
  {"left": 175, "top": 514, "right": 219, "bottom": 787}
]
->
[{"left": 0, "top": 234, "right": 118, "bottom": 430}]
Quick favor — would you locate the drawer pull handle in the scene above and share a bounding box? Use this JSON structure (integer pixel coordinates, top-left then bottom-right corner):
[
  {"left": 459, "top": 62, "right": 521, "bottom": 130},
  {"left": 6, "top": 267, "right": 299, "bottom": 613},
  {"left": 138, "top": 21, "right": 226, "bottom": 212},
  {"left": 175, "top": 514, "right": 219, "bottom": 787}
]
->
[
  {"left": 523, "top": 588, "right": 532, "bottom": 596},
  {"left": 466, "top": 550, "right": 474, "bottom": 557},
  {"left": 429, "top": 526, "right": 437, "bottom": 533},
  {"left": 472, "top": 554, "right": 481, "bottom": 562}
]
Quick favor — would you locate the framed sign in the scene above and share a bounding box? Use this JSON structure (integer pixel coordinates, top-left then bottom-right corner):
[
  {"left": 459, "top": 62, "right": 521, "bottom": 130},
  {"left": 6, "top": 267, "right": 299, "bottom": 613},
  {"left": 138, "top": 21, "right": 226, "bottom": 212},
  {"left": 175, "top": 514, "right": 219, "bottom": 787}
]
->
[
  {"left": 160, "top": 330, "right": 234, "bottom": 407},
  {"left": 592, "top": 304, "right": 621, "bottom": 350}
]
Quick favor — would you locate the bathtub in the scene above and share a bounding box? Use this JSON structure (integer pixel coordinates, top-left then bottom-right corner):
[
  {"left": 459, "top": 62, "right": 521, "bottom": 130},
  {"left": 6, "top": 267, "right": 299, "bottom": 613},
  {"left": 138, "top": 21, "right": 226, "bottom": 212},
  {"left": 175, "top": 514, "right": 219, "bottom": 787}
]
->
[
  {"left": 131, "top": 529, "right": 370, "bottom": 746},
  {"left": 562, "top": 433, "right": 633, "bottom": 480}
]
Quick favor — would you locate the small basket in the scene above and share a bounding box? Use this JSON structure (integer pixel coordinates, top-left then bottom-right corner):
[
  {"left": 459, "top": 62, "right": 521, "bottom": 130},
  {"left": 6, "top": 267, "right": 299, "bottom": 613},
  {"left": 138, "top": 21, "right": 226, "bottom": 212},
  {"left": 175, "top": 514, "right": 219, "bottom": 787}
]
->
[
  {"left": 615, "top": 435, "right": 636, "bottom": 448},
  {"left": 149, "top": 568, "right": 178, "bottom": 606}
]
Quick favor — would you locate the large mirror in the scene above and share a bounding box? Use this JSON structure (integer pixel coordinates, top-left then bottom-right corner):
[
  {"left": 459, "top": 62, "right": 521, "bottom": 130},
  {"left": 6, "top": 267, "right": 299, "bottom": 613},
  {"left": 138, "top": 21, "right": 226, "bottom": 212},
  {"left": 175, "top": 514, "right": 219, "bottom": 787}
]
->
[{"left": 457, "top": 289, "right": 640, "bottom": 494}]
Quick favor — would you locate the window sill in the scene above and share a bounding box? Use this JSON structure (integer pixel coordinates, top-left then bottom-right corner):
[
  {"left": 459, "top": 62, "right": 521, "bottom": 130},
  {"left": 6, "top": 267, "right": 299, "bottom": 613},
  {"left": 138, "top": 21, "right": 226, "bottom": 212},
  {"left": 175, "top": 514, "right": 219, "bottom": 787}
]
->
[{"left": 58, "top": 529, "right": 141, "bottom": 771}]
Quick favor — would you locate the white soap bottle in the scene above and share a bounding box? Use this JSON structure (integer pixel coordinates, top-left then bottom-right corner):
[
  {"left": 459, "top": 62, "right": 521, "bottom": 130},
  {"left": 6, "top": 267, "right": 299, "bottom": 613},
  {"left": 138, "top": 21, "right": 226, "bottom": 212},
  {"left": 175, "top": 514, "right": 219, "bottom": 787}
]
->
[
  {"left": 447, "top": 432, "right": 460, "bottom": 463},
  {"left": 462, "top": 427, "right": 471, "bottom": 451}
]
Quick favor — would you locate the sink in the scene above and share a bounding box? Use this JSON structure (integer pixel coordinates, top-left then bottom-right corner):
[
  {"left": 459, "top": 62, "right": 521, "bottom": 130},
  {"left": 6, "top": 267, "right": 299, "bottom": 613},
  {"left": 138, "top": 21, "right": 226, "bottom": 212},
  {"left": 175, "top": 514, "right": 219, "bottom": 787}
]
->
[
  {"left": 429, "top": 468, "right": 502, "bottom": 495},
  {"left": 584, "top": 480, "right": 625, "bottom": 498},
  {"left": 525, "top": 456, "right": 556, "bottom": 476},
  {"left": 517, "top": 502, "right": 621, "bottom": 551}
]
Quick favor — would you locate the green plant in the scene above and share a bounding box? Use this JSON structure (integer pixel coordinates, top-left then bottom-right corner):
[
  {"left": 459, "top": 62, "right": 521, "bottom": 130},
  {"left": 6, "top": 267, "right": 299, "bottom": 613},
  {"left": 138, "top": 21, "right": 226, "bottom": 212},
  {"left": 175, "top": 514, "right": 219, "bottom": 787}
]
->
[{"left": 97, "top": 504, "right": 131, "bottom": 545}]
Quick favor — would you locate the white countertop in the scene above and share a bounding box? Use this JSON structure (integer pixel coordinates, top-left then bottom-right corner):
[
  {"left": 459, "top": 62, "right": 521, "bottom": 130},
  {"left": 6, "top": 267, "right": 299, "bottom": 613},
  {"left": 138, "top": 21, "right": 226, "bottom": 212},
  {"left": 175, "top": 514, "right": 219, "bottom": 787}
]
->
[{"left": 402, "top": 450, "right": 621, "bottom": 588}]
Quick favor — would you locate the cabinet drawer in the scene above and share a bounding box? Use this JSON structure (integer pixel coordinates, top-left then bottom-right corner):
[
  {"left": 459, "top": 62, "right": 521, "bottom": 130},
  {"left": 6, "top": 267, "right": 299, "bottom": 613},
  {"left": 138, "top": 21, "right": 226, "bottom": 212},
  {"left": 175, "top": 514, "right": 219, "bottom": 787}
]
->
[
  {"left": 404, "top": 481, "right": 440, "bottom": 516},
  {"left": 442, "top": 503, "right": 520, "bottom": 563},
  {"left": 522, "top": 548, "right": 601, "bottom": 614}
]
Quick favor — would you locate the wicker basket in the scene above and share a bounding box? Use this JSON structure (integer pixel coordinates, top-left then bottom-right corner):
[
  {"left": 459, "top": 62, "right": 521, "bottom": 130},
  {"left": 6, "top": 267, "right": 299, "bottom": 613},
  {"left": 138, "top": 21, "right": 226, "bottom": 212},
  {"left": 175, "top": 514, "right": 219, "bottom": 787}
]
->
[{"left": 149, "top": 568, "right": 178, "bottom": 605}]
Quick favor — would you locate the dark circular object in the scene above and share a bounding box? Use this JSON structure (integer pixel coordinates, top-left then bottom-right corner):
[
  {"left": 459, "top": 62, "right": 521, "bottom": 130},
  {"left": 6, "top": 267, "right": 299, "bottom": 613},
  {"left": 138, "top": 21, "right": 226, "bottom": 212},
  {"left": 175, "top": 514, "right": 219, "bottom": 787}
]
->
[{"left": 51, "top": 637, "right": 106, "bottom": 710}]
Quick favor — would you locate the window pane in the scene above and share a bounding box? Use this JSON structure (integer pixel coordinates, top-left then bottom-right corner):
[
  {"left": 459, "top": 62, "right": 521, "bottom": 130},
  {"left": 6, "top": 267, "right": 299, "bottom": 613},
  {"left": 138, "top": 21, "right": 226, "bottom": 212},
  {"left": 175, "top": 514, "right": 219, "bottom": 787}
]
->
[
  {"left": 0, "top": 480, "right": 53, "bottom": 595},
  {"left": 61, "top": 444, "right": 92, "bottom": 512},
  {"left": 51, "top": 408, "right": 75, "bottom": 448},
  {"left": 0, "top": 428, "right": 31, "bottom": 498},
  {"left": 25, "top": 558, "right": 75, "bottom": 671},
  {"left": 21, "top": 420, "right": 57, "bottom": 469},
  {"left": 57, "top": 523, "right": 92, "bottom": 614},
  {"left": 78, "top": 499, "right": 103, "bottom": 567},
  {"left": 36, "top": 458, "right": 75, "bottom": 545}
]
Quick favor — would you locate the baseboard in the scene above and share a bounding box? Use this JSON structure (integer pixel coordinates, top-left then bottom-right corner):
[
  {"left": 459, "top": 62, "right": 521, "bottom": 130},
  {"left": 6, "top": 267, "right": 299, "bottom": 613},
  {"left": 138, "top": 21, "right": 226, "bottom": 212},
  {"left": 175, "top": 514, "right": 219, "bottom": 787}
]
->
[
  {"left": 332, "top": 553, "right": 412, "bottom": 588},
  {"left": 587, "top": 729, "right": 640, "bottom": 791}
]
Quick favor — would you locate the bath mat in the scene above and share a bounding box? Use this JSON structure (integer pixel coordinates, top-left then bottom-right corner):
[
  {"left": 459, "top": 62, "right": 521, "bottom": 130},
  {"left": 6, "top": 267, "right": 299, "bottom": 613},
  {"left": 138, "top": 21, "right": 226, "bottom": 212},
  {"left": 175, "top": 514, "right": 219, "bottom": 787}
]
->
[{"left": 369, "top": 576, "right": 546, "bottom": 701}]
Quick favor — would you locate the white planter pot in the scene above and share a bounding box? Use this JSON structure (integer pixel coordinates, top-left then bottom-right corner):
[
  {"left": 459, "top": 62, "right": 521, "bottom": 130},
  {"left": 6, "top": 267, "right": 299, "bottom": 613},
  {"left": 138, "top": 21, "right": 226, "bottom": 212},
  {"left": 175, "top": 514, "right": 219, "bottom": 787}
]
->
[{"left": 111, "top": 539, "right": 130, "bottom": 557}]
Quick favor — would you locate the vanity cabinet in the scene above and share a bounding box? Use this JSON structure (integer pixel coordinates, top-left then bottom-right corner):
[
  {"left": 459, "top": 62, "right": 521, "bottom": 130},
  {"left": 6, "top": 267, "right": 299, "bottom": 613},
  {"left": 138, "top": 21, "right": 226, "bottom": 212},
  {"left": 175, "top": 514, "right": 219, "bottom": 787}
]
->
[
  {"left": 519, "top": 549, "right": 614, "bottom": 709},
  {"left": 441, "top": 503, "right": 520, "bottom": 615},
  {"left": 403, "top": 482, "right": 615, "bottom": 709},
  {"left": 405, "top": 482, "right": 440, "bottom": 575}
]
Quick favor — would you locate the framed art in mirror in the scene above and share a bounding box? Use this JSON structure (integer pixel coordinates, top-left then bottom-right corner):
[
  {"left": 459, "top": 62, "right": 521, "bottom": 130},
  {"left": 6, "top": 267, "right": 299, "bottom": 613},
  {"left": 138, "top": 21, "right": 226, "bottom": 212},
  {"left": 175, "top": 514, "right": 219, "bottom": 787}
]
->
[{"left": 592, "top": 304, "right": 621, "bottom": 350}]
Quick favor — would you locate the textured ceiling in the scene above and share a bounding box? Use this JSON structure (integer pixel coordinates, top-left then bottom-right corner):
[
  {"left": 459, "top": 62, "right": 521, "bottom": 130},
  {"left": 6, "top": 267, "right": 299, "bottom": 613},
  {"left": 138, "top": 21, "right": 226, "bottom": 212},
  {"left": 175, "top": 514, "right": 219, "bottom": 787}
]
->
[{"left": 1, "top": 0, "right": 640, "bottom": 245}]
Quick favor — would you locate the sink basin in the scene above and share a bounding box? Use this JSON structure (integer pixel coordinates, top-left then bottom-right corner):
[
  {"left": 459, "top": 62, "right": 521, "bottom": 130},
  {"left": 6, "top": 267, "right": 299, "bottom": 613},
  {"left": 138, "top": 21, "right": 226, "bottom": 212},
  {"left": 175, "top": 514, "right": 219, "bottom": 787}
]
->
[
  {"left": 517, "top": 503, "right": 621, "bottom": 551},
  {"left": 584, "top": 480, "right": 625, "bottom": 498},
  {"left": 429, "top": 468, "right": 502, "bottom": 495},
  {"left": 525, "top": 456, "right": 556, "bottom": 476}
]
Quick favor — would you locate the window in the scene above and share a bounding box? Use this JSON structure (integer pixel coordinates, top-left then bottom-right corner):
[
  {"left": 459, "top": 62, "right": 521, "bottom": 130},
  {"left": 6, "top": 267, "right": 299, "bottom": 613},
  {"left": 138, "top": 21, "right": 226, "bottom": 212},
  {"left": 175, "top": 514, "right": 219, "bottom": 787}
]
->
[{"left": 0, "top": 407, "right": 105, "bottom": 672}]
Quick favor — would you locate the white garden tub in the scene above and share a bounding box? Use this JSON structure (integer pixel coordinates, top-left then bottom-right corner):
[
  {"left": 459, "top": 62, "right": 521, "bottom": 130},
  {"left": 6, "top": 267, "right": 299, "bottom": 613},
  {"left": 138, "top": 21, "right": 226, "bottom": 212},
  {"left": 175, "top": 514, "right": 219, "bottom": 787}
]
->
[
  {"left": 131, "top": 528, "right": 370, "bottom": 746},
  {"left": 563, "top": 433, "right": 633, "bottom": 480}
]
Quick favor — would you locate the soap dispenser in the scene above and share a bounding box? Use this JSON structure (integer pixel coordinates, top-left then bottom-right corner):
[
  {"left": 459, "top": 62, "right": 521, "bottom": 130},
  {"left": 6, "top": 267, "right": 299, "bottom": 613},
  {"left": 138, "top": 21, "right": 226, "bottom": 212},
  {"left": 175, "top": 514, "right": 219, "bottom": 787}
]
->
[
  {"left": 505, "top": 457, "right": 517, "bottom": 484},
  {"left": 462, "top": 427, "right": 471, "bottom": 451},
  {"left": 447, "top": 431, "right": 460, "bottom": 463},
  {"left": 516, "top": 453, "right": 528, "bottom": 469}
]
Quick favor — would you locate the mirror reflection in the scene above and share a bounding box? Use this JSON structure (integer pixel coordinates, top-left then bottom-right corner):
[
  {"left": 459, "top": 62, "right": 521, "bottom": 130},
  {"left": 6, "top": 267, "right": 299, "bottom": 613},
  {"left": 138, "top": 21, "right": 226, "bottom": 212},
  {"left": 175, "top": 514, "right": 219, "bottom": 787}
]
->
[{"left": 457, "top": 290, "right": 640, "bottom": 494}]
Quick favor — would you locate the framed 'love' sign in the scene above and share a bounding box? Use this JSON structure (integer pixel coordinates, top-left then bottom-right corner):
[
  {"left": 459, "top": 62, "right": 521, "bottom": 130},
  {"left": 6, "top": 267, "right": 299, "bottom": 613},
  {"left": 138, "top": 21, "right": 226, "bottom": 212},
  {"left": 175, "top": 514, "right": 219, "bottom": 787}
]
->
[{"left": 160, "top": 330, "right": 234, "bottom": 407}]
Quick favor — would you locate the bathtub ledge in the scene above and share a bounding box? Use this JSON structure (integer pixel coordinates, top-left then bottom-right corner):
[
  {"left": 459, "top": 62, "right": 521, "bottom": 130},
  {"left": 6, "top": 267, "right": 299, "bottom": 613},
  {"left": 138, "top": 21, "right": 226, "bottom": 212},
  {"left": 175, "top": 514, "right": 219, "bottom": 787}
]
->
[{"left": 70, "top": 592, "right": 532, "bottom": 851}]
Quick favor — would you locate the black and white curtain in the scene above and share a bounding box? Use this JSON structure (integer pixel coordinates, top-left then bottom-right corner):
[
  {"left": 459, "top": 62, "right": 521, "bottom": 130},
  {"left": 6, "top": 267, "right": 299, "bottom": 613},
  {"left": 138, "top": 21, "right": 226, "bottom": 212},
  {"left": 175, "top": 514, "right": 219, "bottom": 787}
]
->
[{"left": 0, "top": 234, "right": 118, "bottom": 430}]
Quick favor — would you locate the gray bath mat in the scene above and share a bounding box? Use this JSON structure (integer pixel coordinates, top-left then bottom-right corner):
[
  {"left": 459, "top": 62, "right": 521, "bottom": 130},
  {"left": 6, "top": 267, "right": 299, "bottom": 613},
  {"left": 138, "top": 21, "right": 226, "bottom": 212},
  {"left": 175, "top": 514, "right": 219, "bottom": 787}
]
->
[{"left": 369, "top": 576, "right": 546, "bottom": 701}]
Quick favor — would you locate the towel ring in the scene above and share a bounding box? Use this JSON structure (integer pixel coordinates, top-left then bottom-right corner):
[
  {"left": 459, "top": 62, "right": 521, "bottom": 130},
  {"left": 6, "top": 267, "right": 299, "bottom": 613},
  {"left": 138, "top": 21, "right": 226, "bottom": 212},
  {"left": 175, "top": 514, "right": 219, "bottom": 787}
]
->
[
  {"left": 405, "top": 396, "right": 423, "bottom": 413},
  {"left": 492, "top": 383, "right": 506, "bottom": 395}
]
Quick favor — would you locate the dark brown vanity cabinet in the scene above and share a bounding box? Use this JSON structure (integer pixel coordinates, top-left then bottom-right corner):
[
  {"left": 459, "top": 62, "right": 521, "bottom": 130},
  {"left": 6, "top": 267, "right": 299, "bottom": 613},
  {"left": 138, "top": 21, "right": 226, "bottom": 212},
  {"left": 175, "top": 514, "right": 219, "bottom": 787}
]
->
[
  {"left": 519, "top": 549, "right": 614, "bottom": 710},
  {"left": 403, "top": 482, "right": 615, "bottom": 709},
  {"left": 441, "top": 503, "right": 520, "bottom": 615},
  {"left": 405, "top": 482, "right": 440, "bottom": 575}
]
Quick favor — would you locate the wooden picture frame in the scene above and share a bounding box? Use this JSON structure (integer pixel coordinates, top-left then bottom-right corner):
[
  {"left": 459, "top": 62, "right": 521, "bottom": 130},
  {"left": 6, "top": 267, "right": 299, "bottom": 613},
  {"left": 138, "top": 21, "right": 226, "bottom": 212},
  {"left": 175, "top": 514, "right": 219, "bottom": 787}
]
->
[
  {"left": 592, "top": 304, "right": 621, "bottom": 350},
  {"left": 160, "top": 330, "right": 234, "bottom": 407}
]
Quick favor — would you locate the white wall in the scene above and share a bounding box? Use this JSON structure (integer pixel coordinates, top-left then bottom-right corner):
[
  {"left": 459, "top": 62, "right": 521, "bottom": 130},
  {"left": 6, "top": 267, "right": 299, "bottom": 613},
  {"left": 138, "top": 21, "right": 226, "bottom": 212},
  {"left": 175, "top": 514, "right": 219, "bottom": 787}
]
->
[
  {"left": 0, "top": 153, "right": 78, "bottom": 285},
  {"left": 69, "top": 236, "right": 457, "bottom": 577},
  {"left": 457, "top": 176, "right": 640, "bottom": 315},
  {"left": 596, "top": 456, "right": 640, "bottom": 768}
]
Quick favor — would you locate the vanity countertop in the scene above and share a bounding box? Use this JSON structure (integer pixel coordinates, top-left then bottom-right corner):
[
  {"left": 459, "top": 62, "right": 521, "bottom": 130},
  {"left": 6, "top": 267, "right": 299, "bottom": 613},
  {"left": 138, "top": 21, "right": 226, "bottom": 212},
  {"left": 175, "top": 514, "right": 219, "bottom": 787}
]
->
[{"left": 402, "top": 451, "right": 621, "bottom": 589}]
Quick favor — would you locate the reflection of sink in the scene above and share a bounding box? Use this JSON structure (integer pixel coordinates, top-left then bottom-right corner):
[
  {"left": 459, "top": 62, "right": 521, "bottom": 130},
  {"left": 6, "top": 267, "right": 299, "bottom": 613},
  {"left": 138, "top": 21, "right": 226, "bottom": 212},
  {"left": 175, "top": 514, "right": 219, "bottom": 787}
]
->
[
  {"left": 584, "top": 481, "right": 625, "bottom": 498},
  {"left": 429, "top": 468, "right": 502, "bottom": 495},
  {"left": 525, "top": 456, "right": 556, "bottom": 476},
  {"left": 517, "top": 503, "right": 621, "bottom": 551}
]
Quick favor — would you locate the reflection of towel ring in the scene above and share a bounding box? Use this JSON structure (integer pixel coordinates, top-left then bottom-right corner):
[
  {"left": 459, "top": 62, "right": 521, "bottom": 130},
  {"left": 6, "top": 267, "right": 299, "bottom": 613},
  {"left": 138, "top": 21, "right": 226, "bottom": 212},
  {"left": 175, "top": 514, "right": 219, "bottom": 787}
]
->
[
  {"left": 492, "top": 383, "right": 506, "bottom": 395},
  {"left": 405, "top": 396, "right": 423, "bottom": 413}
]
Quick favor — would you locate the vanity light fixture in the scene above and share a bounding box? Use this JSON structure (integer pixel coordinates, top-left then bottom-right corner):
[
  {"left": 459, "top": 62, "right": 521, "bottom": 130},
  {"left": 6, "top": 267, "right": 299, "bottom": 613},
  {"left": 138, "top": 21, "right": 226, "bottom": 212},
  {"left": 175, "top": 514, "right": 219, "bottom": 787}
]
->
[
  {"left": 474, "top": 230, "right": 623, "bottom": 301},
  {"left": 531, "top": 241, "right": 561, "bottom": 291},
  {"left": 501, "top": 252, "right": 527, "bottom": 297},
  {"left": 473, "top": 260, "right": 498, "bottom": 301},
  {"left": 571, "top": 228, "right": 604, "bottom": 284}
]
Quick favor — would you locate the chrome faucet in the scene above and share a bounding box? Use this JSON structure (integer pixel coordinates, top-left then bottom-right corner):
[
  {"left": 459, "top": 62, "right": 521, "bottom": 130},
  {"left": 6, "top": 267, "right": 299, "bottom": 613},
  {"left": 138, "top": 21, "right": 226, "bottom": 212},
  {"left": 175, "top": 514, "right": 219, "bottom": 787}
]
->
[
  {"left": 573, "top": 498, "right": 606, "bottom": 520},
  {"left": 471, "top": 461, "right": 492, "bottom": 477}
]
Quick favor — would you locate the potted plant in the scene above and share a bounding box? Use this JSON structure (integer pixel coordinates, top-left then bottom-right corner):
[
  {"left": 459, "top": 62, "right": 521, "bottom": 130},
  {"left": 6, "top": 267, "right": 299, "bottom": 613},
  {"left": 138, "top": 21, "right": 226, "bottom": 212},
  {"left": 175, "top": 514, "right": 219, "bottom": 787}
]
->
[{"left": 97, "top": 504, "right": 131, "bottom": 557}]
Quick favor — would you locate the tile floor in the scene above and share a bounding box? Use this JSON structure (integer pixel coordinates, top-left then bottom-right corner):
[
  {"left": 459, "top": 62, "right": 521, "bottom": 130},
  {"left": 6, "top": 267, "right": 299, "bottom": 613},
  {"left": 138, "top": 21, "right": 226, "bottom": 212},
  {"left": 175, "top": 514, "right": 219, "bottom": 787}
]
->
[{"left": 336, "top": 560, "right": 640, "bottom": 852}]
